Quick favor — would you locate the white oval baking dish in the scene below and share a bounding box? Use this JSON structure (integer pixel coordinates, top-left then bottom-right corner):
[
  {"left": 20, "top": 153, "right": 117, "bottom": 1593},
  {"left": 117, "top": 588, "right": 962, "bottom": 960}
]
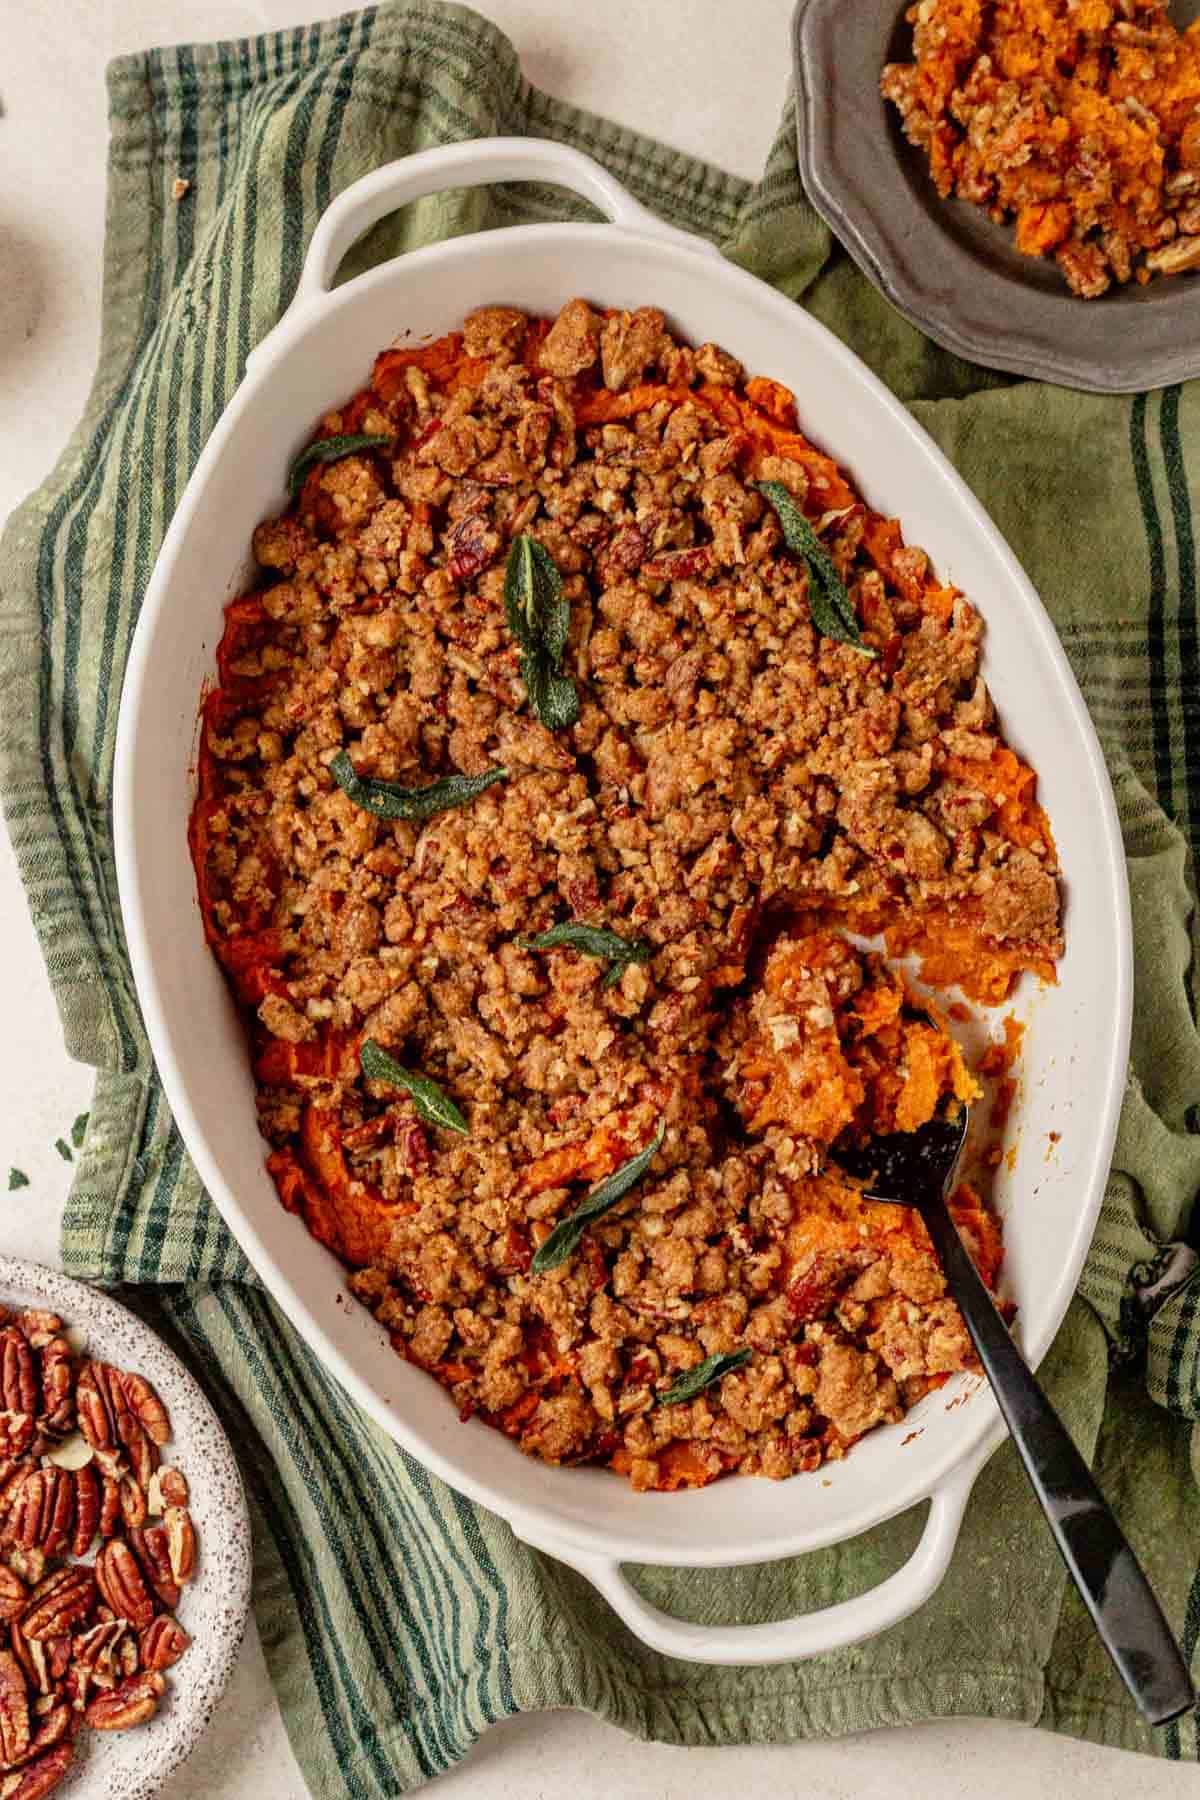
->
[{"left": 114, "top": 137, "right": 1131, "bottom": 1666}]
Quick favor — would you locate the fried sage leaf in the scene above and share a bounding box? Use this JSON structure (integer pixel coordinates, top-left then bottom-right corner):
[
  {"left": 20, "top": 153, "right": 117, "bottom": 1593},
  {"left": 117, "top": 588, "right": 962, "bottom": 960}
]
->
[
  {"left": 504, "top": 536, "right": 580, "bottom": 729},
  {"left": 532, "top": 1125, "right": 665, "bottom": 1275},
  {"left": 505, "top": 535, "right": 569, "bottom": 656},
  {"left": 655, "top": 1348, "right": 752, "bottom": 1406},
  {"left": 520, "top": 651, "right": 580, "bottom": 732},
  {"left": 518, "top": 921, "right": 654, "bottom": 989},
  {"left": 360, "top": 1039, "right": 469, "bottom": 1136},
  {"left": 288, "top": 433, "right": 393, "bottom": 498},
  {"left": 330, "top": 751, "right": 506, "bottom": 821},
  {"left": 755, "top": 480, "right": 876, "bottom": 658}
]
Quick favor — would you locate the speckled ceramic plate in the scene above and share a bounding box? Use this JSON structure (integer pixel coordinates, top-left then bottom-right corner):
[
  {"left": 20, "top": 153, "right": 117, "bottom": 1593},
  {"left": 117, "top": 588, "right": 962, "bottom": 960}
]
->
[
  {"left": 792, "top": 0, "right": 1200, "bottom": 392},
  {"left": 0, "top": 1259, "right": 251, "bottom": 1800}
]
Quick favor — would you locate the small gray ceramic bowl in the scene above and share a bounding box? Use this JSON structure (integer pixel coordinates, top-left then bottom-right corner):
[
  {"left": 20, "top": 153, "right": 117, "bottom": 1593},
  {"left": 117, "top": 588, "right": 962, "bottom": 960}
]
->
[
  {"left": 792, "top": 0, "right": 1200, "bottom": 392},
  {"left": 0, "top": 1260, "right": 251, "bottom": 1800}
]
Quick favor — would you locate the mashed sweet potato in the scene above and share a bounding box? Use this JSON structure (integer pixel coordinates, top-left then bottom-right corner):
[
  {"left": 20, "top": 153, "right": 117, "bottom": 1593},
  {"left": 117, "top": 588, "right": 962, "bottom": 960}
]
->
[{"left": 883, "top": 0, "right": 1200, "bottom": 295}]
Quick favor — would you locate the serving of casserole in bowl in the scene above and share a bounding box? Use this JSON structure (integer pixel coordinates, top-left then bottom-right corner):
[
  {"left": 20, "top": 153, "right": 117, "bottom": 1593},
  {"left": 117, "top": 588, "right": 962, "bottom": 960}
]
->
[
  {"left": 793, "top": 0, "right": 1200, "bottom": 390},
  {"left": 114, "top": 137, "right": 1130, "bottom": 1664}
]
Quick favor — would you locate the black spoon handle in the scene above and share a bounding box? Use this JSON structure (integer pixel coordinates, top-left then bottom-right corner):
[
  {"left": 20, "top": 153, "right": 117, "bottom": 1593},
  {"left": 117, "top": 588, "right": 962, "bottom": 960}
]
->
[{"left": 920, "top": 1191, "right": 1195, "bottom": 1727}]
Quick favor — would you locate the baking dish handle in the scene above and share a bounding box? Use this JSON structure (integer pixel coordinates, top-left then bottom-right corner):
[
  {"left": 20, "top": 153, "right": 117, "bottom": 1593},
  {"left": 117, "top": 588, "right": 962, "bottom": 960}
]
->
[
  {"left": 513, "top": 1464, "right": 977, "bottom": 1666},
  {"left": 290, "top": 135, "right": 721, "bottom": 308}
]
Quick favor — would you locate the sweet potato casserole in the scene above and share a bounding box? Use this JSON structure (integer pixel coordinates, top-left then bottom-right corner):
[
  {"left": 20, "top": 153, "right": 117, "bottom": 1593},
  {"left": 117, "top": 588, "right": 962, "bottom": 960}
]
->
[
  {"left": 189, "top": 299, "right": 1061, "bottom": 1491},
  {"left": 882, "top": 0, "right": 1200, "bottom": 296}
]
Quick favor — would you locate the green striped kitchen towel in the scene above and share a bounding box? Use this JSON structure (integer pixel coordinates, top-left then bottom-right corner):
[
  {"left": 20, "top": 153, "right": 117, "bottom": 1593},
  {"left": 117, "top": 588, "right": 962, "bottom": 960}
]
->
[{"left": 1, "top": 3, "right": 1198, "bottom": 1790}]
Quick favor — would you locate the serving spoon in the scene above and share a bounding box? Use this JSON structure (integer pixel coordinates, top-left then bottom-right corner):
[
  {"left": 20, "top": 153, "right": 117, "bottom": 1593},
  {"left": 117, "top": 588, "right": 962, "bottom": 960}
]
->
[{"left": 835, "top": 1109, "right": 1195, "bottom": 1727}]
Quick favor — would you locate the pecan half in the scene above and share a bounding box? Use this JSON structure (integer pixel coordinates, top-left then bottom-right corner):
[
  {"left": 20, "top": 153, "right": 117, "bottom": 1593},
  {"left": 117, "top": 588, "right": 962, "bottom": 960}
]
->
[
  {"left": 93, "top": 1542, "right": 153, "bottom": 1631},
  {"left": 139, "top": 1615, "right": 190, "bottom": 1672},
  {"left": 0, "top": 1570, "right": 24, "bottom": 1625},
  {"left": 0, "top": 1652, "right": 30, "bottom": 1767},
  {"left": 68, "top": 1467, "right": 99, "bottom": 1561},
  {"left": 163, "top": 1507, "right": 196, "bottom": 1585},
  {"left": 3, "top": 1473, "right": 37, "bottom": 1549},
  {"left": 35, "top": 1348, "right": 72, "bottom": 1446},
  {"left": 97, "top": 1476, "right": 120, "bottom": 1542},
  {"left": 0, "top": 1741, "right": 72, "bottom": 1800},
  {"left": 0, "top": 1337, "right": 36, "bottom": 1424},
  {"left": 125, "top": 1430, "right": 157, "bottom": 1494},
  {"left": 83, "top": 1671, "right": 164, "bottom": 1732},
  {"left": 20, "top": 1567, "right": 95, "bottom": 1643},
  {"left": 118, "top": 1478, "right": 146, "bottom": 1533},
  {"left": 6, "top": 1472, "right": 73, "bottom": 1559},
  {"left": 128, "top": 1528, "right": 179, "bottom": 1613},
  {"left": 73, "top": 1368, "right": 118, "bottom": 1476},
  {"left": 117, "top": 1373, "right": 170, "bottom": 1449},
  {"left": 146, "top": 1466, "right": 188, "bottom": 1514}
]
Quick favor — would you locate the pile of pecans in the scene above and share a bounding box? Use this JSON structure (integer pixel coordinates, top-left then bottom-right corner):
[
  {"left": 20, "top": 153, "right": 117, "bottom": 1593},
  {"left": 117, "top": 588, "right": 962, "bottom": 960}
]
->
[{"left": 0, "top": 1307, "right": 198, "bottom": 1798}]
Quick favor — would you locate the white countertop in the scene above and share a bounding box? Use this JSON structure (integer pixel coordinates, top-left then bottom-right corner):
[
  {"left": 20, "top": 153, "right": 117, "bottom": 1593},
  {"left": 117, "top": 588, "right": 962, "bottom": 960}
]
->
[{"left": 0, "top": 2, "right": 1191, "bottom": 1794}]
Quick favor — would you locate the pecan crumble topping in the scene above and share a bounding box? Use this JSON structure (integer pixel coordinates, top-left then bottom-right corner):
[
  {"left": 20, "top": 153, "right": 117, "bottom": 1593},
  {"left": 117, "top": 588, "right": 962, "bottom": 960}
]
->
[{"left": 190, "top": 301, "right": 1060, "bottom": 1490}]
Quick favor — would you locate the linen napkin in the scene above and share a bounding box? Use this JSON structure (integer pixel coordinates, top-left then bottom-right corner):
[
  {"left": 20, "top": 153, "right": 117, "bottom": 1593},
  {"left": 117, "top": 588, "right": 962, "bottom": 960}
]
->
[{"left": 1, "top": 5, "right": 1198, "bottom": 1791}]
